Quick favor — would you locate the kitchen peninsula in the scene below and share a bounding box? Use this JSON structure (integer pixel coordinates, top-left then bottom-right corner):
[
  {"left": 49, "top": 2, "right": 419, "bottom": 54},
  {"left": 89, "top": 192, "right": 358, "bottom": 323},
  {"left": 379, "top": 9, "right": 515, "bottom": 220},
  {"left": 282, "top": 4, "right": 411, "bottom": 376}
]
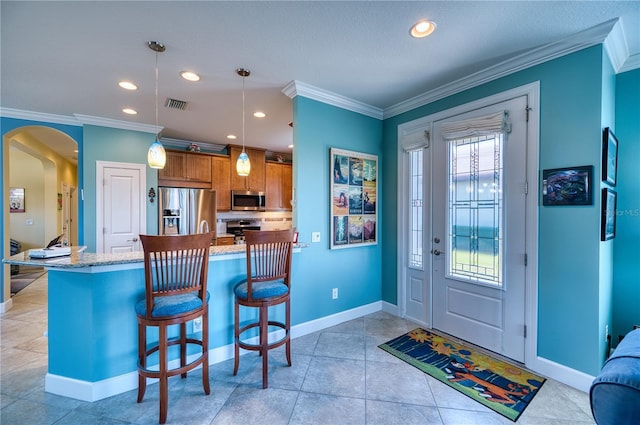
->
[{"left": 3, "top": 244, "right": 303, "bottom": 402}]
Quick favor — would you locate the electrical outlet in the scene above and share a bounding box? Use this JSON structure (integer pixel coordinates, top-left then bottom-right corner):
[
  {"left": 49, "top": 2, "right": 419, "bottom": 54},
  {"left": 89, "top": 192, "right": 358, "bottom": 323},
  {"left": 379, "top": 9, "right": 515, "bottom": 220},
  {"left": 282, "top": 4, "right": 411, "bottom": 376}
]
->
[
  {"left": 312, "top": 232, "right": 321, "bottom": 243},
  {"left": 332, "top": 288, "right": 338, "bottom": 299},
  {"left": 193, "top": 317, "right": 203, "bottom": 333}
]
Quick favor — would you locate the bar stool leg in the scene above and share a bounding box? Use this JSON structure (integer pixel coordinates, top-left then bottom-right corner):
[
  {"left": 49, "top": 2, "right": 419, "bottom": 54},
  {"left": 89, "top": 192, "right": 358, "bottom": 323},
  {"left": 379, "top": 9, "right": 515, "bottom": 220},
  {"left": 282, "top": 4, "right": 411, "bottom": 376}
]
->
[{"left": 261, "top": 303, "right": 269, "bottom": 389}]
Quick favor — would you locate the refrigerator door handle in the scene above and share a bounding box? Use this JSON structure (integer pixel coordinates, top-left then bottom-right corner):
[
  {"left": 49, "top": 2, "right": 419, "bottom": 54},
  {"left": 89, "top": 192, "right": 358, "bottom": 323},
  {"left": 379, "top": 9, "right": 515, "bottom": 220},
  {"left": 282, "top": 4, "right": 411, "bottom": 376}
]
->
[{"left": 199, "top": 220, "right": 210, "bottom": 234}]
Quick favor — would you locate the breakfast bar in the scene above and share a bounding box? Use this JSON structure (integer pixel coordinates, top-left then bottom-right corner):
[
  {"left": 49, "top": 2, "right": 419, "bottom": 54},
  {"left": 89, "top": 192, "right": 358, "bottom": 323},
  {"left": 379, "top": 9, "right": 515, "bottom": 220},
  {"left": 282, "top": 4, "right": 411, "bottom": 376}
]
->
[{"left": 3, "top": 244, "right": 302, "bottom": 402}]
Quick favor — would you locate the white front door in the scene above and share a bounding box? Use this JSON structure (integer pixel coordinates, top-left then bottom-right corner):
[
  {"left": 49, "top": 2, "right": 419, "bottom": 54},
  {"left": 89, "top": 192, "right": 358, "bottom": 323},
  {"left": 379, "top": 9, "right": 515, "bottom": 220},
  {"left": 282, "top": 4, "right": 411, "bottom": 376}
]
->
[
  {"left": 431, "top": 95, "right": 528, "bottom": 362},
  {"left": 403, "top": 147, "right": 431, "bottom": 326},
  {"left": 96, "top": 161, "right": 146, "bottom": 253}
]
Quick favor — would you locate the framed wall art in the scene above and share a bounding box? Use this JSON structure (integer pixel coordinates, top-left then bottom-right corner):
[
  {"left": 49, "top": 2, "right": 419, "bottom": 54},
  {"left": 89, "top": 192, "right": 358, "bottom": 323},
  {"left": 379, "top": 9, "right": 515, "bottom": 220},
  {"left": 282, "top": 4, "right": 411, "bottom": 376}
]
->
[
  {"left": 9, "top": 187, "right": 25, "bottom": 213},
  {"left": 542, "top": 165, "right": 593, "bottom": 206},
  {"left": 601, "top": 188, "right": 617, "bottom": 241},
  {"left": 602, "top": 127, "right": 618, "bottom": 186},
  {"left": 330, "top": 148, "right": 378, "bottom": 249}
]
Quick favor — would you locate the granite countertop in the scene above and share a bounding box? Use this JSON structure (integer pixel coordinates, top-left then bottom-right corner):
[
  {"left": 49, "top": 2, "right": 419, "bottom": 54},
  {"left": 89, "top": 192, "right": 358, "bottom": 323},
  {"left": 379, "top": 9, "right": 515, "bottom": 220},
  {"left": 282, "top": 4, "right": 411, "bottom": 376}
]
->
[
  {"left": 3, "top": 243, "right": 306, "bottom": 270},
  {"left": 2, "top": 244, "right": 248, "bottom": 269}
]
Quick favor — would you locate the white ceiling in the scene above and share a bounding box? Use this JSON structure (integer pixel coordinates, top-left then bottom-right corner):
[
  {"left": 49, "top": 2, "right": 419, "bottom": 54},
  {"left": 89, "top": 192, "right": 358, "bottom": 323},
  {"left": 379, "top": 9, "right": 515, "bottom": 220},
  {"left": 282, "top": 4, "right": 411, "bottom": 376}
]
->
[{"left": 2, "top": 1, "right": 639, "bottom": 162}]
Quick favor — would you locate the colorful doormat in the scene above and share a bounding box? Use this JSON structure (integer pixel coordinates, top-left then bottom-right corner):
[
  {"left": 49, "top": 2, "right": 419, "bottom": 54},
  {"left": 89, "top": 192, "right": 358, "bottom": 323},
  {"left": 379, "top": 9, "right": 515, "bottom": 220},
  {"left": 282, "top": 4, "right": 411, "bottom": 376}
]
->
[{"left": 379, "top": 328, "right": 545, "bottom": 422}]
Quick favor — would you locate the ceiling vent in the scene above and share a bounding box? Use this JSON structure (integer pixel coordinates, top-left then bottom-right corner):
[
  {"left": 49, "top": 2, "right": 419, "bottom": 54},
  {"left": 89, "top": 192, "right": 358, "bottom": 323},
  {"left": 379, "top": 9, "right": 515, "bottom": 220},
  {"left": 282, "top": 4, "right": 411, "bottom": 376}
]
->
[{"left": 165, "top": 97, "right": 188, "bottom": 111}]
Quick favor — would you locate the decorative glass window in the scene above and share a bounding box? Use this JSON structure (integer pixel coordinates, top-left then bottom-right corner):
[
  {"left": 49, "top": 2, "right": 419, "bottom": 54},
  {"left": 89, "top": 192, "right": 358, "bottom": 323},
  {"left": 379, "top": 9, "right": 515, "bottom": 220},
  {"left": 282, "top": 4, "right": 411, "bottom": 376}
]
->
[
  {"left": 447, "top": 133, "right": 503, "bottom": 286},
  {"left": 409, "top": 149, "right": 424, "bottom": 269}
]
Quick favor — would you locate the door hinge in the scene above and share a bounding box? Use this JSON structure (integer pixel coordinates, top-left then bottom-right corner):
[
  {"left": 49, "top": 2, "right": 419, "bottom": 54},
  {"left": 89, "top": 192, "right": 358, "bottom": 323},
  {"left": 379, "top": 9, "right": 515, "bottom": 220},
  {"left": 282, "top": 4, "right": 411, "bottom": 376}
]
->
[
  {"left": 525, "top": 105, "right": 532, "bottom": 122},
  {"left": 524, "top": 253, "right": 528, "bottom": 266},
  {"left": 524, "top": 325, "right": 527, "bottom": 338},
  {"left": 524, "top": 180, "right": 528, "bottom": 195}
]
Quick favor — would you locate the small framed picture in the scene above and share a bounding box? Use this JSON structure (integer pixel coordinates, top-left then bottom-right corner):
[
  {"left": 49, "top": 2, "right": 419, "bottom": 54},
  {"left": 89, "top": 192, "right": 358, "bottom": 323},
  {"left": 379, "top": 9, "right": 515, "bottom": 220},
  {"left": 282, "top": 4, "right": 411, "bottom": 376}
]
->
[
  {"left": 10, "top": 187, "right": 25, "bottom": 213},
  {"left": 542, "top": 166, "right": 593, "bottom": 206},
  {"left": 601, "top": 188, "right": 617, "bottom": 241},
  {"left": 602, "top": 127, "right": 618, "bottom": 186}
]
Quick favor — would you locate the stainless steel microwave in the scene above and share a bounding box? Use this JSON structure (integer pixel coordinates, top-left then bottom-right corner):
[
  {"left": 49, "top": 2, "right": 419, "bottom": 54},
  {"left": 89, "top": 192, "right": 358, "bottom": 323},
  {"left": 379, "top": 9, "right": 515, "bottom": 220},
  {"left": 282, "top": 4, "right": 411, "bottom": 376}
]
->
[{"left": 231, "top": 190, "right": 266, "bottom": 211}]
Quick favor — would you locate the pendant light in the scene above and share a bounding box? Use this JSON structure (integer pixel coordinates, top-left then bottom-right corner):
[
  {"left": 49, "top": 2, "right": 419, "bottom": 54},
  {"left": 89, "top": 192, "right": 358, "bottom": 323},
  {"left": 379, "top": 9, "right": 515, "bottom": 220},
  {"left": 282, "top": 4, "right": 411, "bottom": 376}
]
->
[
  {"left": 147, "top": 41, "right": 166, "bottom": 169},
  {"left": 236, "top": 68, "right": 251, "bottom": 176}
]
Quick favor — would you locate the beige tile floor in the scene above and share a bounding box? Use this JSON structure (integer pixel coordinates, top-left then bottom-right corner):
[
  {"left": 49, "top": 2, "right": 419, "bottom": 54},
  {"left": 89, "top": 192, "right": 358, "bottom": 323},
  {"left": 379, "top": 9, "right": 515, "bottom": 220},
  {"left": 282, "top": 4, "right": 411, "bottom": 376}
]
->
[{"left": 1, "top": 274, "right": 596, "bottom": 424}]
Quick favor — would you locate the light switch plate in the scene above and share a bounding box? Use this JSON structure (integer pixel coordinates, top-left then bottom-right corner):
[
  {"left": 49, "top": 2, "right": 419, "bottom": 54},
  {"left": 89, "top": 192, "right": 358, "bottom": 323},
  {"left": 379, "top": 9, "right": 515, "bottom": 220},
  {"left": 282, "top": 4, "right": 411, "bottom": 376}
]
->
[{"left": 311, "top": 232, "right": 321, "bottom": 243}]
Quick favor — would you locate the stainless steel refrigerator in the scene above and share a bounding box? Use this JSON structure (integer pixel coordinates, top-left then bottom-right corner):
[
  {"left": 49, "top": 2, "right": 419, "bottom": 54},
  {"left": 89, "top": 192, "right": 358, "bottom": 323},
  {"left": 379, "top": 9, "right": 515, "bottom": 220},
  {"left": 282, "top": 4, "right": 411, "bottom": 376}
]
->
[{"left": 158, "top": 187, "right": 217, "bottom": 243}]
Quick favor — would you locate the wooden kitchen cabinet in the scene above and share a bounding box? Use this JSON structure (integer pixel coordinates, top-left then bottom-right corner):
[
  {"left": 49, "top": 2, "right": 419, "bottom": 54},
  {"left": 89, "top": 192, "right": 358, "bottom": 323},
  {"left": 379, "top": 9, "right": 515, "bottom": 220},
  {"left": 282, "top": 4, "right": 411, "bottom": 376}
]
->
[
  {"left": 266, "top": 161, "right": 292, "bottom": 211},
  {"left": 158, "top": 150, "right": 212, "bottom": 188},
  {"left": 229, "top": 146, "right": 266, "bottom": 192},
  {"left": 211, "top": 155, "right": 231, "bottom": 211}
]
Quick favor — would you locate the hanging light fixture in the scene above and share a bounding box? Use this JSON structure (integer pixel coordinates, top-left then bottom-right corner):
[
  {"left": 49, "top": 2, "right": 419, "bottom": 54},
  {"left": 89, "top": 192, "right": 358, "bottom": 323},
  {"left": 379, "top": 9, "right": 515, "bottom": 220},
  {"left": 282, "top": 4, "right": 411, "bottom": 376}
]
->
[
  {"left": 147, "top": 41, "right": 166, "bottom": 169},
  {"left": 236, "top": 68, "right": 251, "bottom": 176}
]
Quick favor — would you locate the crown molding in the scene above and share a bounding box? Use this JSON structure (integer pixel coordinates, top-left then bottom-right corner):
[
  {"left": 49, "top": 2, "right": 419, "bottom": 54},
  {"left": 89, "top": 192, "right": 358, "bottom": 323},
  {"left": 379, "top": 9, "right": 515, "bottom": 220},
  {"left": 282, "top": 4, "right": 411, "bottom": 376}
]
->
[
  {"left": 619, "top": 53, "right": 640, "bottom": 73},
  {"left": 604, "top": 18, "right": 628, "bottom": 73},
  {"left": 282, "top": 80, "right": 383, "bottom": 120},
  {"left": 74, "top": 114, "right": 161, "bottom": 134},
  {"left": 0, "top": 107, "right": 81, "bottom": 126},
  {"left": 384, "top": 18, "right": 622, "bottom": 119}
]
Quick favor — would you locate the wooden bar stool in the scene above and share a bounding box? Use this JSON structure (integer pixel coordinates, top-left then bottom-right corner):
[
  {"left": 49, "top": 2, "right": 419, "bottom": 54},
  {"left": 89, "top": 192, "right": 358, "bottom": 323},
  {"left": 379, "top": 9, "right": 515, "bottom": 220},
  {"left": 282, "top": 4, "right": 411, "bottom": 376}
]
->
[
  {"left": 136, "top": 233, "right": 213, "bottom": 424},
  {"left": 233, "top": 229, "right": 294, "bottom": 388}
]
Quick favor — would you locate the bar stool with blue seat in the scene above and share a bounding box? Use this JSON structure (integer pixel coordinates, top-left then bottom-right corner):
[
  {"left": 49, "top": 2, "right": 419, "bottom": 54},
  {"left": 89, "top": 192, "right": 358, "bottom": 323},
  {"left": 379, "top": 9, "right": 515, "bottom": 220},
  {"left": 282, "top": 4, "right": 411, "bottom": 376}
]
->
[
  {"left": 136, "top": 232, "right": 213, "bottom": 424},
  {"left": 233, "top": 228, "right": 294, "bottom": 388}
]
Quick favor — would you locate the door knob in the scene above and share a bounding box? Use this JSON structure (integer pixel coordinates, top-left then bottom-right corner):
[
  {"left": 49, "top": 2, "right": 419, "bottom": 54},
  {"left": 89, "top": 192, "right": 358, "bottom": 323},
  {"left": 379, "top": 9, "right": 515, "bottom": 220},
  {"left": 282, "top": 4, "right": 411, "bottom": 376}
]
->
[
  {"left": 127, "top": 237, "right": 139, "bottom": 242},
  {"left": 431, "top": 249, "right": 441, "bottom": 256}
]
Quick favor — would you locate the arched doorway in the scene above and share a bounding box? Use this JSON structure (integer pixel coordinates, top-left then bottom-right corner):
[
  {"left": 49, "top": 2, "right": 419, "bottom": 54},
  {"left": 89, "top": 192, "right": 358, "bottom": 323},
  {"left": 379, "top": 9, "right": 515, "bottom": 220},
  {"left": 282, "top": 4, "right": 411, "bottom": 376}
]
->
[{"left": 2, "top": 125, "right": 78, "bottom": 307}]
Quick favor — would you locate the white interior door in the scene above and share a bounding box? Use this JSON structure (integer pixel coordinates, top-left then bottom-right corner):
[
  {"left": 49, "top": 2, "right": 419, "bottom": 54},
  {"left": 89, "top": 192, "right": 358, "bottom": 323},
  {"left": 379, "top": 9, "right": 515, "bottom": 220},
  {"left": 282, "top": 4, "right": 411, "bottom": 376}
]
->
[
  {"left": 96, "top": 161, "right": 146, "bottom": 253},
  {"left": 432, "top": 96, "right": 528, "bottom": 362}
]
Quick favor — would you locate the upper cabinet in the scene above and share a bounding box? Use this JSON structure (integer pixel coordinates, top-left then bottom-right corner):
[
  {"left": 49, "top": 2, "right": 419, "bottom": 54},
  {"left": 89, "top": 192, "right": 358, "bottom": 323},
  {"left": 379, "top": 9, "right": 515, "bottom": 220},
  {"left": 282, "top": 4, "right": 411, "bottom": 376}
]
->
[
  {"left": 158, "top": 150, "right": 212, "bottom": 188},
  {"left": 211, "top": 155, "right": 231, "bottom": 211},
  {"left": 266, "top": 162, "right": 292, "bottom": 211},
  {"left": 229, "top": 146, "right": 266, "bottom": 192}
]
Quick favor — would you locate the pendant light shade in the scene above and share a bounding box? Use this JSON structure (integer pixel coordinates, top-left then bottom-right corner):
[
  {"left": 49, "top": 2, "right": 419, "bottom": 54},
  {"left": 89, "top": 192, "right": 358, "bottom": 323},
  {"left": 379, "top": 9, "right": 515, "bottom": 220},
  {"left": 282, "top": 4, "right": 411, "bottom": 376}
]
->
[
  {"left": 236, "top": 151, "right": 250, "bottom": 176},
  {"left": 147, "top": 41, "right": 166, "bottom": 169},
  {"left": 236, "top": 68, "right": 251, "bottom": 176},
  {"left": 148, "top": 137, "right": 166, "bottom": 169}
]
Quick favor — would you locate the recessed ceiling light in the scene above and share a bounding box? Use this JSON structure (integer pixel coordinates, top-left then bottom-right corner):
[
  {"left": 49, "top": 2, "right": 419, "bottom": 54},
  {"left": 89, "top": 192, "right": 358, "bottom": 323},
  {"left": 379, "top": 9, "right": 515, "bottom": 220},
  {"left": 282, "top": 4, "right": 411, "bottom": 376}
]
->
[
  {"left": 122, "top": 108, "right": 137, "bottom": 115},
  {"left": 180, "top": 71, "right": 200, "bottom": 82},
  {"left": 410, "top": 20, "right": 436, "bottom": 38},
  {"left": 118, "top": 81, "right": 138, "bottom": 90},
  {"left": 253, "top": 111, "right": 266, "bottom": 118},
  {"left": 227, "top": 134, "right": 237, "bottom": 140}
]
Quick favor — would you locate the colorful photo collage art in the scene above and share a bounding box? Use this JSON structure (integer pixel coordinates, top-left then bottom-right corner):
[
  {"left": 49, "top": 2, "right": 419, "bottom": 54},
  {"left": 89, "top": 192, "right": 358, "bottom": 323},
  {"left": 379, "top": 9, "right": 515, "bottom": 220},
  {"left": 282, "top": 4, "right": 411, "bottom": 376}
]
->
[{"left": 330, "top": 148, "right": 378, "bottom": 249}]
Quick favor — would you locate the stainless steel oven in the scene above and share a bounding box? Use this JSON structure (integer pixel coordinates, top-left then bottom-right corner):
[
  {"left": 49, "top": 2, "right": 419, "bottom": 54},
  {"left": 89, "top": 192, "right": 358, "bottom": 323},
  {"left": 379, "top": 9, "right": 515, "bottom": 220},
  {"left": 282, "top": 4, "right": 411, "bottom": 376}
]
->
[
  {"left": 231, "top": 190, "right": 266, "bottom": 211},
  {"left": 226, "top": 220, "right": 261, "bottom": 244}
]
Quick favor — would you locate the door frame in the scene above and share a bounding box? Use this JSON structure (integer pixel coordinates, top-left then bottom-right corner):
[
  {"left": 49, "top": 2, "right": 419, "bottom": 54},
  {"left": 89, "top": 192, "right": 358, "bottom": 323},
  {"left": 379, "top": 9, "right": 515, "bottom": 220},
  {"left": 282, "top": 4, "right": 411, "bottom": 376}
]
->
[
  {"left": 96, "top": 161, "right": 146, "bottom": 253},
  {"left": 397, "top": 81, "right": 540, "bottom": 366}
]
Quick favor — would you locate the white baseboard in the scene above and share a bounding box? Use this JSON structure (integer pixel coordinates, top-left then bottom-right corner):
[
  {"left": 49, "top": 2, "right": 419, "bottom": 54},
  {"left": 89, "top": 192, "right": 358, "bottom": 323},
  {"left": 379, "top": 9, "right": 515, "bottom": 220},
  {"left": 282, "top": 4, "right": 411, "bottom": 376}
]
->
[
  {"left": 530, "top": 356, "right": 596, "bottom": 393},
  {"left": 380, "top": 300, "right": 398, "bottom": 316},
  {"left": 45, "top": 301, "right": 383, "bottom": 401},
  {"left": 0, "top": 297, "right": 13, "bottom": 314}
]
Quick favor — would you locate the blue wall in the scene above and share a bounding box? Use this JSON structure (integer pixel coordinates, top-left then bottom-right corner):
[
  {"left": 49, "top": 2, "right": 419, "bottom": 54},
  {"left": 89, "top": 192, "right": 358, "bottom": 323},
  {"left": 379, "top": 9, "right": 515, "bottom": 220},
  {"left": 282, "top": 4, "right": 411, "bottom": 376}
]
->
[
  {"left": 612, "top": 68, "right": 640, "bottom": 339},
  {"left": 292, "top": 96, "right": 383, "bottom": 323},
  {"left": 381, "top": 46, "right": 613, "bottom": 375},
  {"left": 82, "top": 125, "right": 159, "bottom": 251}
]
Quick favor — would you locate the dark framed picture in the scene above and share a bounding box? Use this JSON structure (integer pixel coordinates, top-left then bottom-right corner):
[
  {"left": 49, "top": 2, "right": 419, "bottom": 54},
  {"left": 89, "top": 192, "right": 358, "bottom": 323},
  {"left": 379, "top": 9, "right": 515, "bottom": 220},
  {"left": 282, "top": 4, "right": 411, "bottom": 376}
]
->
[
  {"left": 602, "top": 127, "right": 618, "bottom": 186},
  {"left": 330, "top": 148, "right": 378, "bottom": 249},
  {"left": 542, "top": 165, "right": 593, "bottom": 206},
  {"left": 601, "top": 188, "right": 617, "bottom": 241}
]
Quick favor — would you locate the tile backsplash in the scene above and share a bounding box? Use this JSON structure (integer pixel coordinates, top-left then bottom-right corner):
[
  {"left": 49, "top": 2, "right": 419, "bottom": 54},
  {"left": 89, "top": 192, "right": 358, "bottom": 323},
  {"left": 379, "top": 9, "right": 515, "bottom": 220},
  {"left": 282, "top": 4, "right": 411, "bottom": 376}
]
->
[{"left": 217, "top": 211, "right": 293, "bottom": 234}]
